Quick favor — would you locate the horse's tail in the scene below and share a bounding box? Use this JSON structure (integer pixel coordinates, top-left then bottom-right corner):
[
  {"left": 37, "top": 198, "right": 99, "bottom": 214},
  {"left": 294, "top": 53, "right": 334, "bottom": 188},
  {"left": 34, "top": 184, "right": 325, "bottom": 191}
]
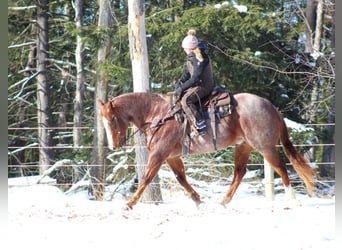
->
[{"left": 279, "top": 118, "right": 316, "bottom": 194}]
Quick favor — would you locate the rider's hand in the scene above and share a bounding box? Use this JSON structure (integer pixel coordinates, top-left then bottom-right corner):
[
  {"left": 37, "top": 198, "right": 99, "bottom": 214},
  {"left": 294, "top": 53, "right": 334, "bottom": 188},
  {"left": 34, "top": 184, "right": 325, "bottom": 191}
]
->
[
  {"left": 175, "top": 80, "right": 183, "bottom": 88},
  {"left": 175, "top": 86, "right": 183, "bottom": 97}
]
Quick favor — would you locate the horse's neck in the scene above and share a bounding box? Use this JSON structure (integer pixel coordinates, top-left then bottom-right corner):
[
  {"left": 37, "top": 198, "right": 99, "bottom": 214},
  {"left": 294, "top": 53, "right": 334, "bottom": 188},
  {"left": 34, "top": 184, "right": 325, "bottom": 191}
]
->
[
  {"left": 118, "top": 93, "right": 153, "bottom": 128},
  {"left": 121, "top": 93, "right": 170, "bottom": 129}
]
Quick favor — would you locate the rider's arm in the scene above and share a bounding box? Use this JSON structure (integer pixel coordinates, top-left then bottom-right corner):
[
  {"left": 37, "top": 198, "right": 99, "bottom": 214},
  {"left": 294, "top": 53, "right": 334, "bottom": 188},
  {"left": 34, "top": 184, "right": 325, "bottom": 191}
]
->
[
  {"left": 180, "top": 54, "right": 208, "bottom": 91},
  {"left": 178, "top": 67, "right": 191, "bottom": 84}
]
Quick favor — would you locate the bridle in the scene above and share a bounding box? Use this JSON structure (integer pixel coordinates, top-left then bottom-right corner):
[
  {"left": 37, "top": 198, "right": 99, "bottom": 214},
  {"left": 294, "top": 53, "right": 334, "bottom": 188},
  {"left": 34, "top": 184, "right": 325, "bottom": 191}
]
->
[
  {"left": 110, "top": 112, "right": 125, "bottom": 148},
  {"left": 107, "top": 100, "right": 177, "bottom": 148},
  {"left": 109, "top": 111, "right": 151, "bottom": 148}
]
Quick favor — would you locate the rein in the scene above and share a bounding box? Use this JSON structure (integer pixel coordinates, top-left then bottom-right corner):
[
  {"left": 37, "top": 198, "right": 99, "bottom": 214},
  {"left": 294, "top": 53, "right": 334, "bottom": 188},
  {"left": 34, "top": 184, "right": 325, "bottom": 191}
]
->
[{"left": 113, "top": 108, "right": 176, "bottom": 148}]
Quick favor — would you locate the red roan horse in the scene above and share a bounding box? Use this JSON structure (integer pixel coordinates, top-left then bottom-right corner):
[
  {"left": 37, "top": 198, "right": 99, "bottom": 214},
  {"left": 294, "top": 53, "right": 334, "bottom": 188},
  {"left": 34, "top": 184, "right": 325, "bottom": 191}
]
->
[{"left": 98, "top": 92, "right": 316, "bottom": 210}]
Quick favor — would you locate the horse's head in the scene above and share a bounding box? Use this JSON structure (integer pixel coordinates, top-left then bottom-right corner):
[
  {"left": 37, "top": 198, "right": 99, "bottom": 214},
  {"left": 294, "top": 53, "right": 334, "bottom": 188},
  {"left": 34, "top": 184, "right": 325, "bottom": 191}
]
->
[{"left": 98, "top": 99, "right": 128, "bottom": 150}]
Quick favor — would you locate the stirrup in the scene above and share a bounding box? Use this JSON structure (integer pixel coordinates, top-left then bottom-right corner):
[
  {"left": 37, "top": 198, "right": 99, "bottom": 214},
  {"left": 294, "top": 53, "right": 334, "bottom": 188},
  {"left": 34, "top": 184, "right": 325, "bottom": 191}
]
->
[
  {"left": 195, "top": 120, "right": 206, "bottom": 130},
  {"left": 197, "top": 128, "right": 206, "bottom": 136}
]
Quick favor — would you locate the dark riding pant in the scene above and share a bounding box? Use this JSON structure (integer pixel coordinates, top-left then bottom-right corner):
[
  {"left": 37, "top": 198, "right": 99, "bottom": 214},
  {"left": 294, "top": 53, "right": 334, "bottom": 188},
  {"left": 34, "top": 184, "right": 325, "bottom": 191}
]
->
[{"left": 181, "top": 85, "right": 211, "bottom": 123}]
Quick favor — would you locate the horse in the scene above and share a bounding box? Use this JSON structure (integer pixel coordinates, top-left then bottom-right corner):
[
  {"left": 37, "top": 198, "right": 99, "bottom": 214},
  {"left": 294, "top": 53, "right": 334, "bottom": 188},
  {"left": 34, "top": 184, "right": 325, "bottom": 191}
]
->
[{"left": 98, "top": 92, "right": 316, "bottom": 210}]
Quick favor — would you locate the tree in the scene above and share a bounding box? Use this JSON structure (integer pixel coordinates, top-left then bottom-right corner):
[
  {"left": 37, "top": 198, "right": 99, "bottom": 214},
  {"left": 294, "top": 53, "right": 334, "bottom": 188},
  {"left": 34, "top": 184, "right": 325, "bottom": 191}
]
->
[
  {"left": 73, "top": 0, "right": 85, "bottom": 149},
  {"left": 304, "top": 0, "right": 335, "bottom": 177},
  {"left": 36, "top": 0, "right": 53, "bottom": 172},
  {"left": 128, "top": 0, "right": 163, "bottom": 203},
  {"left": 91, "top": 0, "right": 112, "bottom": 200},
  {"left": 8, "top": 0, "right": 335, "bottom": 184},
  {"left": 319, "top": 0, "right": 335, "bottom": 178}
]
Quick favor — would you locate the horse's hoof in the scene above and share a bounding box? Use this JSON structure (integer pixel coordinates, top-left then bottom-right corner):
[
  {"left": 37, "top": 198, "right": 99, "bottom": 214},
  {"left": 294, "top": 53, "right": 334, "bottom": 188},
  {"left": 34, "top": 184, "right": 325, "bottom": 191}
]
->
[
  {"left": 122, "top": 204, "right": 133, "bottom": 211},
  {"left": 289, "top": 198, "right": 302, "bottom": 208},
  {"left": 195, "top": 200, "right": 206, "bottom": 209},
  {"left": 219, "top": 201, "right": 227, "bottom": 209}
]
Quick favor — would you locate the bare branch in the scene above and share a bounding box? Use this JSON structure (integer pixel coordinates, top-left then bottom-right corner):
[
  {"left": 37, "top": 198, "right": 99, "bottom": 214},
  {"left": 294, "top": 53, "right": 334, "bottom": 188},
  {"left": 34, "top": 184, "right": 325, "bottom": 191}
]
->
[
  {"left": 37, "top": 159, "right": 74, "bottom": 184},
  {"left": 8, "top": 41, "right": 36, "bottom": 49},
  {"left": 209, "top": 43, "right": 334, "bottom": 80},
  {"left": 8, "top": 143, "right": 39, "bottom": 156},
  {"left": 8, "top": 72, "right": 41, "bottom": 101},
  {"left": 47, "top": 58, "right": 96, "bottom": 74},
  {"left": 8, "top": 6, "right": 36, "bottom": 11},
  {"left": 64, "top": 170, "right": 92, "bottom": 195}
]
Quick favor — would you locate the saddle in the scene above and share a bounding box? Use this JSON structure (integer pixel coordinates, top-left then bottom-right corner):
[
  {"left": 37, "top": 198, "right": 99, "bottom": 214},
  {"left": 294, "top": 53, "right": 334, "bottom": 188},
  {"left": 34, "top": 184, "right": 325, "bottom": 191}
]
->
[
  {"left": 202, "top": 85, "right": 235, "bottom": 118},
  {"left": 169, "top": 85, "right": 235, "bottom": 153},
  {"left": 171, "top": 85, "right": 235, "bottom": 123}
]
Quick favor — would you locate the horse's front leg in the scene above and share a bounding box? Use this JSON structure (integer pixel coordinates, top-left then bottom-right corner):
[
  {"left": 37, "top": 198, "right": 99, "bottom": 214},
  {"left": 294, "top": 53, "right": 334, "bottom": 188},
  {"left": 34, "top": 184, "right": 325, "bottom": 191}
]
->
[
  {"left": 165, "top": 157, "right": 202, "bottom": 207},
  {"left": 125, "top": 153, "right": 163, "bottom": 210}
]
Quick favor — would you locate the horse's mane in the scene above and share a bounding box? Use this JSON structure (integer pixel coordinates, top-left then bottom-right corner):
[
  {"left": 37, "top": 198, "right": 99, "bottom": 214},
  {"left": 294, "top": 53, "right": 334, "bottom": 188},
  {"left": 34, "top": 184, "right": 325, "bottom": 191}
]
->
[
  {"left": 110, "top": 92, "right": 172, "bottom": 120},
  {"left": 113, "top": 92, "right": 170, "bottom": 106}
]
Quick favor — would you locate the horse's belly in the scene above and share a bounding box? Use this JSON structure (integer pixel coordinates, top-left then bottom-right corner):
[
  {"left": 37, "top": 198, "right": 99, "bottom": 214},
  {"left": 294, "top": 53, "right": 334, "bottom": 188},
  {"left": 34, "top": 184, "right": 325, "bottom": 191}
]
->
[{"left": 189, "top": 133, "right": 243, "bottom": 154}]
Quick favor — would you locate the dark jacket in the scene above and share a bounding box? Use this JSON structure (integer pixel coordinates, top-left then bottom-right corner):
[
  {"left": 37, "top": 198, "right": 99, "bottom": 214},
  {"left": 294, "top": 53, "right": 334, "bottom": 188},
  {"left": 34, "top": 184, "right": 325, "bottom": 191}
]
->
[{"left": 177, "top": 50, "right": 214, "bottom": 93}]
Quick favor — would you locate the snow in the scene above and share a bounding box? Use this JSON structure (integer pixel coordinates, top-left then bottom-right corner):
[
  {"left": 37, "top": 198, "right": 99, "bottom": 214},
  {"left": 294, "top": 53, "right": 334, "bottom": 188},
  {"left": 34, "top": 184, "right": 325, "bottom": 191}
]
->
[
  {"left": 8, "top": 180, "right": 335, "bottom": 250},
  {"left": 213, "top": 2, "right": 248, "bottom": 13},
  {"left": 233, "top": 4, "right": 248, "bottom": 13},
  {"left": 7, "top": 117, "right": 333, "bottom": 249},
  {"left": 284, "top": 117, "right": 313, "bottom": 132}
]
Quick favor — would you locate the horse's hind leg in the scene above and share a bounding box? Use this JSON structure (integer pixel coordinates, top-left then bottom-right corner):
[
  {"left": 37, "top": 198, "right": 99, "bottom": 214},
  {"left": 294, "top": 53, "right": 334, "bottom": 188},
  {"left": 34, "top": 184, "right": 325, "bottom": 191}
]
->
[
  {"left": 220, "top": 143, "right": 253, "bottom": 207},
  {"left": 165, "top": 157, "right": 202, "bottom": 207},
  {"left": 261, "top": 147, "right": 296, "bottom": 199}
]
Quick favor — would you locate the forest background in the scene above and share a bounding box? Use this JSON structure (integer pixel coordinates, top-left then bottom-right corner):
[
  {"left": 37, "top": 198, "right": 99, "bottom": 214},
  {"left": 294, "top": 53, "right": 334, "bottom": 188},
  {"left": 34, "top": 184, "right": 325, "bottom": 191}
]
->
[{"left": 8, "top": 0, "right": 335, "bottom": 200}]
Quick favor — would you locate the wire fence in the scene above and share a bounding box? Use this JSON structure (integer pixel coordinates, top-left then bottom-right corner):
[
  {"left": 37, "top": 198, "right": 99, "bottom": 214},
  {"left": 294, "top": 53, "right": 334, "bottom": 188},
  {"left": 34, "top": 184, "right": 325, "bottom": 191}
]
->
[{"left": 8, "top": 123, "right": 336, "bottom": 199}]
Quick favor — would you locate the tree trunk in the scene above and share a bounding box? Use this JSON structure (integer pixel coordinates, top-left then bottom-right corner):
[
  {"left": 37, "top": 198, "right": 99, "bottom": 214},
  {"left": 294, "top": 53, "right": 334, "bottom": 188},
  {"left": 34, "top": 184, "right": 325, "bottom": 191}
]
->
[
  {"left": 321, "top": 88, "right": 335, "bottom": 178},
  {"left": 313, "top": 0, "right": 323, "bottom": 53},
  {"left": 128, "top": 0, "right": 163, "bottom": 203},
  {"left": 73, "top": 0, "right": 85, "bottom": 148},
  {"left": 304, "top": 0, "right": 317, "bottom": 53},
  {"left": 91, "top": 0, "right": 112, "bottom": 200},
  {"left": 321, "top": 1, "right": 335, "bottom": 178},
  {"left": 304, "top": 0, "right": 334, "bottom": 178},
  {"left": 25, "top": 24, "right": 36, "bottom": 77},
  {"left": 303, "top": 0, "right": 322, "bottom": 166},
  {"left": 304, "top": 0, "right": 321, "bottom": 124},
  {"left": 36, "top": 0, "right": 53, "bottom": 172}
]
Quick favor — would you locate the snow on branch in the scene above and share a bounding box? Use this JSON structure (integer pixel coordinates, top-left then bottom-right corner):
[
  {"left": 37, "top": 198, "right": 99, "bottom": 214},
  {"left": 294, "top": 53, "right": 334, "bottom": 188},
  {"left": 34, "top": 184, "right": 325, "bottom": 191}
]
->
[
  {"left": 8, "top": 6, "right": 36, "bottom": 11},
  {"left": 37, "top": 159, "right": 74, "bottom": 184},
  {"left": 8, "top": 142, "right": 39, "bottom": 155},
  {"left": 64, "top": 169, "right": 91, "bottom": 195},
  {"left": 8, "top": 41, "right": 36, "bottom": 49}
]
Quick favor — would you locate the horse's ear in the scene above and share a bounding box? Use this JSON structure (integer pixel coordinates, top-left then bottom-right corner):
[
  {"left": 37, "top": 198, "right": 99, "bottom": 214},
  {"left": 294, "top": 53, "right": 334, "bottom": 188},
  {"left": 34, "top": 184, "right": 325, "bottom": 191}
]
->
[{"left": 97, "top": 99, "right": 105, "bottom": 107}]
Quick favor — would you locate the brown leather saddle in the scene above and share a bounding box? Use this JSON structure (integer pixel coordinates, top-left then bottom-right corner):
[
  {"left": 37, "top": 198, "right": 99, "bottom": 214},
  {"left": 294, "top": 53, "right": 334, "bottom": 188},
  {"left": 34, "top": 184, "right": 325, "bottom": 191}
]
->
[
  {"left": 170, "top": 85, "right": 235, "bottom": 122},
  {"left": 201, "top": 85, "right": 235, "bottom": 117},
  {"left": 169, "top": 86, "right": 235, "bottom": 153}
]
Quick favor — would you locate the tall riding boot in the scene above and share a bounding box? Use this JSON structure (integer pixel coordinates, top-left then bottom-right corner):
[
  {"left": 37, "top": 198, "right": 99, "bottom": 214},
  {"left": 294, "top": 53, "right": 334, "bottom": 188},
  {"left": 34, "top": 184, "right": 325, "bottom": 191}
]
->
[{"left": 191, "top": 107, "right": 206, "bottom": 135}]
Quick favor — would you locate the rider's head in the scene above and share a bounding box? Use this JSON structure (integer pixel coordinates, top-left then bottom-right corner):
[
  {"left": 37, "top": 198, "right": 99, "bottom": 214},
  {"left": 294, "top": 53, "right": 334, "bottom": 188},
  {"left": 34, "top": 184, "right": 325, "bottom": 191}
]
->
[{"left": 182, "top": 29, "right": 198, "bottom": 53}]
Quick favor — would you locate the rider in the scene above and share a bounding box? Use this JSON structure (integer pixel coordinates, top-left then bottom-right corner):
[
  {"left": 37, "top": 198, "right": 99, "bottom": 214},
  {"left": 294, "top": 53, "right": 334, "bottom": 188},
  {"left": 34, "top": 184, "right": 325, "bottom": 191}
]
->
[{"left": 174, "top": 29, "right": 214, "bottom": 135}]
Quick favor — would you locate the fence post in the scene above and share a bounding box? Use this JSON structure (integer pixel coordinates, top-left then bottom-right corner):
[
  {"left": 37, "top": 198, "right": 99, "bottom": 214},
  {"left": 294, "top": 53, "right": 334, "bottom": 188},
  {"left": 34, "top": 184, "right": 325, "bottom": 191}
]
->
[{"left": 264, "top": 158, "right": 274, "bottom": 201}]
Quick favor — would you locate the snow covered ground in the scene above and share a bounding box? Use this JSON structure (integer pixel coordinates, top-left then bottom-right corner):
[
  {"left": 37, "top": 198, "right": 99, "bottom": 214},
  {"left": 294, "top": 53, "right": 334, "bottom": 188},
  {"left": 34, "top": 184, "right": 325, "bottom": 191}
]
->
[{"left": 8, "top": 180, "right": 335, "bottom": 250}]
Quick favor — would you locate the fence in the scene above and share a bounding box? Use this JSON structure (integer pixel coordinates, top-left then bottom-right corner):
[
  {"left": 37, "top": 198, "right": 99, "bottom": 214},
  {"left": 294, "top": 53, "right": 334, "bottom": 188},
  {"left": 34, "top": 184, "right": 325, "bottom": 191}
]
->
[{"left": 8, "top": 123, "right": 335, "bottom": 201}]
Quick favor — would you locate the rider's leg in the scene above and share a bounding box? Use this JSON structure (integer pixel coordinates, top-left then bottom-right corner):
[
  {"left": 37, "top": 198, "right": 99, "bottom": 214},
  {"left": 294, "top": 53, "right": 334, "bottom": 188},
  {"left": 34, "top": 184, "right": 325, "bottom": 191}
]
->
[{"left": 181, "top": 88, "right": 206, "bottom": 131}]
